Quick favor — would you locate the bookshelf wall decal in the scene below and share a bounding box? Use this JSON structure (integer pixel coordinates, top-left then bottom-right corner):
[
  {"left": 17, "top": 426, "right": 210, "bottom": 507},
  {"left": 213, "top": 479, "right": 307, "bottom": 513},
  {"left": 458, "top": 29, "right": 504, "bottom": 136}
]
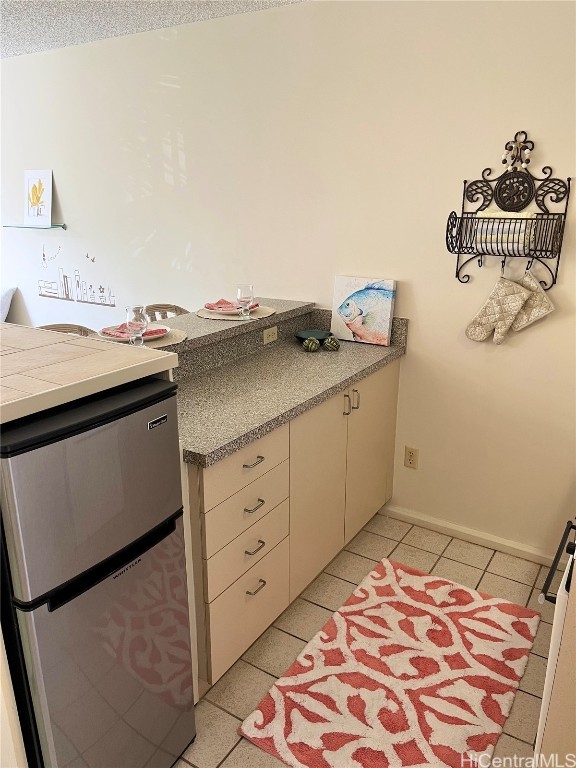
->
[{"left": 38, "top": 267, "right": 116, "bottom": 307}]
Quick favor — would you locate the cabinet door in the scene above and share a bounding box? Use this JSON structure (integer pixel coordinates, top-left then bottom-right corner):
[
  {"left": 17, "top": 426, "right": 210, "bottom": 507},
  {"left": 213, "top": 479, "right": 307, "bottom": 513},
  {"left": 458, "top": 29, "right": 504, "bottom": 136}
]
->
[
  {"left": 290, "top": 392, "right": 347, "bottom": 600},
  {"left": 345, "top": 360, "right": 400, "bottom": 543},
  {"left": 207, "top": 538, "right": 289, "bottom": 683}
]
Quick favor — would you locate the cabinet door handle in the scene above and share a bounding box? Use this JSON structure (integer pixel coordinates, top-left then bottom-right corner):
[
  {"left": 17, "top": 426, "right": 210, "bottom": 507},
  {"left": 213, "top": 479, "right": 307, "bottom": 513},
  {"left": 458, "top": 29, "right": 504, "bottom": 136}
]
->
[
  {"left": 244, "top": 498, "right": 265, "bottom": 514},
  {"left": 245, "top": 539, "right": 266, "bottom": 556},
  {"left": 246, "top": 578, "right": 267, "bottom": 596},
  {"left": 243, "top": 455, "right": 264, "bottom": 469},
  {"left": 343, "top": 393, "right": 352, "bottom": 416},
  {"left": 352, "top": 388, "right": 360, "bottom": 410}
]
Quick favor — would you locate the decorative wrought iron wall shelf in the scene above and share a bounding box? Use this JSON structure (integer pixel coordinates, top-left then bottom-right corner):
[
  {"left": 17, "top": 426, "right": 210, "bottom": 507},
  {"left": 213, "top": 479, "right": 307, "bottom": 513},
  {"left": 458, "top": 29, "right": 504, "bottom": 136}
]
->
[{"left": 446, "top": 131, "right": 571, "bottom": 290}]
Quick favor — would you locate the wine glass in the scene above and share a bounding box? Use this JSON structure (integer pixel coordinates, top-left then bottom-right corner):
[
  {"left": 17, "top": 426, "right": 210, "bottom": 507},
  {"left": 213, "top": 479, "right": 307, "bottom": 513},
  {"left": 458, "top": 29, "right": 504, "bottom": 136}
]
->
[
  {"left": 125, "top": 305, "right": 148, "bottom": 345},
  {"left": 236, "top": 284, "right": 254, "bottom": 320}
]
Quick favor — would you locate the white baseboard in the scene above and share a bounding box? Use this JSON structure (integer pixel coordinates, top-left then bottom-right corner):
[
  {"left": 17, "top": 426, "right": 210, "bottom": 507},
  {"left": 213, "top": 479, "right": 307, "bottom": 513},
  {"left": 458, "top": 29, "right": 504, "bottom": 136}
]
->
[{"left": 383, "top": 504, "right": 559, "bottom": 567}]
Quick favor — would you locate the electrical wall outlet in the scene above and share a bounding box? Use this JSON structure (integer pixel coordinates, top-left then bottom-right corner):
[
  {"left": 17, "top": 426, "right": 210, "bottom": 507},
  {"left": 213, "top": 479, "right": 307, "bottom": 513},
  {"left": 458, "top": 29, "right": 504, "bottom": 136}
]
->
[
  {"left": 263, "top": 326, "right": 278, "bottom": 344},
  {"left": 404, "top": 446, "right": 419, "bottom": 469}
]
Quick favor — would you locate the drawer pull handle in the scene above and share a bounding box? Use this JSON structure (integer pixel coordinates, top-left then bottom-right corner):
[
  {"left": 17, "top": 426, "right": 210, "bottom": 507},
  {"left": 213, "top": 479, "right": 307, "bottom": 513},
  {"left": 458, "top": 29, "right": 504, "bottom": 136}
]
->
[
  {"left": 246, "top": 579, "right": 267, "bottom": 596},
  {"left": 343, "top": 394, "right": 352, "bottom": 416},
  {"left": 245, "top": 539, "right": 266, "bottom": 556},
  {"left": 244, "top": 498, "right": 265, "bottom": 514},
  {"left": 243, "top": 455, "right": 265, "bottom": 469},
  {"left": 352, "top": 388, "right": 360, "bottom": 410}
]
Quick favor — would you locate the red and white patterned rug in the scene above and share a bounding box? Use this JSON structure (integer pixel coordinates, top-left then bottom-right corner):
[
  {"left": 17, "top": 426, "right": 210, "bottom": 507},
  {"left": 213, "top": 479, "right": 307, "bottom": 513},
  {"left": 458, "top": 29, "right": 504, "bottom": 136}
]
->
[{"left": 240, "top": 558, "right": 540, "bottom": 768}]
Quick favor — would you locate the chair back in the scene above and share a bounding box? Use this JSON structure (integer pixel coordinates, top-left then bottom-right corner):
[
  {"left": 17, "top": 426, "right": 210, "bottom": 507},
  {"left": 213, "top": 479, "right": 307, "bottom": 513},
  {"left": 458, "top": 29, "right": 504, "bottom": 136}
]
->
[
  {"left": 39, "top": 323, "right": 95, "bottom": 336},
  {"left": 145, "top": 304, "right": 189, "bottom": 322}
]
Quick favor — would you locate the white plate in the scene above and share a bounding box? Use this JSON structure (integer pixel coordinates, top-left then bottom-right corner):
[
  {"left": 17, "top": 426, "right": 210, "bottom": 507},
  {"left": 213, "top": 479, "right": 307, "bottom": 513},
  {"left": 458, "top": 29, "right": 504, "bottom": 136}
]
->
[{"left": 98, "top": 323, "right": 170, "bottom": 342}]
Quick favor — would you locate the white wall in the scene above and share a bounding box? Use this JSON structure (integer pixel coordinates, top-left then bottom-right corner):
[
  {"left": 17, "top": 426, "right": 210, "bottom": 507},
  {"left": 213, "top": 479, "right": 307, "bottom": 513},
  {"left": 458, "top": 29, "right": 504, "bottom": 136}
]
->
[{"left": 1, "top": 1, "right": 574, "bottom": 557}]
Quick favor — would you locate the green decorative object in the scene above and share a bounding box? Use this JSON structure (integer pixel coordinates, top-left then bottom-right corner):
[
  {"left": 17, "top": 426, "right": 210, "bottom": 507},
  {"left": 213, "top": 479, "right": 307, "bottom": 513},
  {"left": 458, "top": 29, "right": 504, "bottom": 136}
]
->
[
  {"left": 323, "top": 336, "right": 340, "bottom": 351},
  {"left": 295, "top": 330, "right": 331, "bottom": 342},
  {"left": 302, "top": 337, "right": 320, "bottom": 352}
]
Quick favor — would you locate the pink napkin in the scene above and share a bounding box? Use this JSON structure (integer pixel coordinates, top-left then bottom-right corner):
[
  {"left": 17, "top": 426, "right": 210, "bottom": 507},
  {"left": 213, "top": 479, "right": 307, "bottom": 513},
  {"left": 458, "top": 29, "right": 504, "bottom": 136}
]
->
[
  {"left": 204, "top": 298, "right": 259, "bottom": 311},
  {"left": 102, "top": 323, "right": 166, "bottom": 339}
]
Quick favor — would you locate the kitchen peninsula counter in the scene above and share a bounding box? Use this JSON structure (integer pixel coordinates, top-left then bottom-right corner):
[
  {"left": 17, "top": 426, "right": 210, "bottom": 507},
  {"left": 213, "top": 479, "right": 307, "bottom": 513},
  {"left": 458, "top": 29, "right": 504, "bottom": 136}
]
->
[
  {"left": 177, "top": 324, "right": 407, "bottom": 467},
  {"left": 0, "top": 323, "right": 178, "bottom": 423},
  {"left": 160, "top": 298, "right": 315, "bottom": 354}
]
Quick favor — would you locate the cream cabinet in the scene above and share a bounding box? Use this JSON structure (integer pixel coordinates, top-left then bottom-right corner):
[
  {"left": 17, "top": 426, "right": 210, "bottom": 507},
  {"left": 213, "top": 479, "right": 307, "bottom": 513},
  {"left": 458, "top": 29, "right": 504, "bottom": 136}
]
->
[
  {"left": 187, "top": 361, "right": 400, "bottom": 688},
  {"left": 345, "top": 360, "right": 400, "bottom": 542},
  {"left": 289, "top": 360, "right": 400, "bottom": 600},
  {"left": 201, "top": 425, "right": 289, "bottom": 512},
  {"left": 289, "top": 393, "right": 347, "bottom": 599},
  {"left": 187, "top": 425, "right": 290, "bottom": 686},
  {"left": 208, "top": 538, "right": 290, "bottom": 682}
]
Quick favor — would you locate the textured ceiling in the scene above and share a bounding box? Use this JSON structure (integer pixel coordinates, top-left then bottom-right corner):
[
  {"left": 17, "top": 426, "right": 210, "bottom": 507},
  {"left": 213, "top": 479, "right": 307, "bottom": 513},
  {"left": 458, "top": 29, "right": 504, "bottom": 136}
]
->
[{"left": 0, "top": 0, "right": 303, "bottom": 58}]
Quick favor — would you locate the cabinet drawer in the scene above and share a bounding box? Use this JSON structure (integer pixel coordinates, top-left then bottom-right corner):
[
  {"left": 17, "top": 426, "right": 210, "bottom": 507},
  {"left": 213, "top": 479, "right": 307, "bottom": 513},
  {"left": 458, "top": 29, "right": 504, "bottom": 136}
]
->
[
  {"left": 202, "top": 425, "right": 289, "bottom": 511},
  {"left": 205, "top": 499, "right": 289, "bottom": 602},
  {"left": 202, "top": 460, "right": 289, "bottom": 557},
  {"left": 207, "top": 537, "right": 289, "bottom": 683}
]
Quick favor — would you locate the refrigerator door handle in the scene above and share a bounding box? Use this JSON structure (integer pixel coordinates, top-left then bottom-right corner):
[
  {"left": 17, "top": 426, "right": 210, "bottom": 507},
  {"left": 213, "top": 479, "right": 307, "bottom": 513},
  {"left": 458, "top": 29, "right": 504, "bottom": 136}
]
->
[{"left": 13, "top": 509, "right": 183, "bottom": 614}]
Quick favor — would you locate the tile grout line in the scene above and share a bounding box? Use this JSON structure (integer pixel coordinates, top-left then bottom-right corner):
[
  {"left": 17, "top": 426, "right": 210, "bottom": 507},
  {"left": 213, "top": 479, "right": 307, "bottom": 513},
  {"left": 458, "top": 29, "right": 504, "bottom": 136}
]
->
[
  {"left": 501, "top": 729, "right": 539, "bottom": 748},
  {"left": 432, "top": 554, "right": 489, "bottom": 578},
  {"left": 323, "top": 568, "right": 370, "bottom": 587},
  {"left": 299, "top": 594, "right": 351, "bottom": 614},
  {"left": 199, "top": 697, "right": 242, "bottom": 723},
  {"left": 203, "top": 696, "right": 247, "bottom": 723},
  {"left": 213, "top": 737, "right": 245, "bottom": 768},
  {"left": 239, "top": 656, "right": 281, "bottom": 679},
  {"left": 438, "top": 536, "right": 453, "bottom": 559},
  {"left": 477, "top": 561, "right": 540, "bottom": 603},
  {"left": 388, "top": 539, "right": 450, "bottom": 557},
  {"left": 340, "top": 548, "right": 381, "bottom": 565},
  {"left": 472, "top": 558, "right": 489, "bottom": 593},
  {"left": 360, "top": 527, "right": 411, "bottom": 546},
  {"left": 429, "top": 551, "right": 443, "bottom": 573},
  {"left": 513, "top": 688, "right": 543, "bottom": 702},
  {"left": 529, "top": 563, "right": 541, "bottom": 591},
  {"left": 397, "top": 522, "right": 413, "bottom": 542},
  {"left": 387, "top": 539, "right": 440, "bottom": 569},
  {"left": 272, "top": 624, "right": 314, "bottom": 644},
  {"left": 484, "top": 550, "right": 497, "bottom": 573},
  {"left": 527, "top": 561, "right": 548, "bottom": 610},
  {"left": 341, "top": 527, "right": 398, "bottom": 559}
]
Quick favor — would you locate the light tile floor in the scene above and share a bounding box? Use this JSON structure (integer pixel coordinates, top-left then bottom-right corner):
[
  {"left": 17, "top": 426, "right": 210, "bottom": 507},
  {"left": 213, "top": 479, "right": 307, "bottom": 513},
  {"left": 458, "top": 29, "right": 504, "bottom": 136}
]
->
[{"left": 176, "top": 513, "right": 553, "bottom": 768}]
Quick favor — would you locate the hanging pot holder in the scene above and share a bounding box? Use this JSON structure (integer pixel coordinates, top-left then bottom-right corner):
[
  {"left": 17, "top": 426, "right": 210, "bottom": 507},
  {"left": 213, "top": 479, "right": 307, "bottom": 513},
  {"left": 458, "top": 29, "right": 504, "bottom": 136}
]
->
[
  {"left": 465, "top": 278, "right": 531, "bottom": 345},
  {"left": 510, "top": 270, "right": 555, "bottom": 331}
]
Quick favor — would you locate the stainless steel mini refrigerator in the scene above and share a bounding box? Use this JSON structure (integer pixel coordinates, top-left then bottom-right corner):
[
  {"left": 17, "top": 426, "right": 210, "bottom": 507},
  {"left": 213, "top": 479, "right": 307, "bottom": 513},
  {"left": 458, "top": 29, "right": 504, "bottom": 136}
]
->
[{"left": 1, "top": 378, "right": 195, "bottom": 768}]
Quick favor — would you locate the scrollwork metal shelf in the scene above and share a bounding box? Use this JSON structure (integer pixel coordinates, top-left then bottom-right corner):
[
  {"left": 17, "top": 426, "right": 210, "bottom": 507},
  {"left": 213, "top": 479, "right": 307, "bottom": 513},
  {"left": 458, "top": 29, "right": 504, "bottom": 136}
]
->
[{"left": 446, "top": 131, "right": 571, "bottom": 290}]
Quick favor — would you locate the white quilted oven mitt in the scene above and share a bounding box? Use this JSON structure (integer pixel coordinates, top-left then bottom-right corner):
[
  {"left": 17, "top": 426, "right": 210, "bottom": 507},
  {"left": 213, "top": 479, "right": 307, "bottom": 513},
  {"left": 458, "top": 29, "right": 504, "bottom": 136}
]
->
[
  {"left": 511, "top": 270, "right": 555, "bottom": 331},
  {"left": 466, "top": 278, "right": 531, "bottom": 345}
]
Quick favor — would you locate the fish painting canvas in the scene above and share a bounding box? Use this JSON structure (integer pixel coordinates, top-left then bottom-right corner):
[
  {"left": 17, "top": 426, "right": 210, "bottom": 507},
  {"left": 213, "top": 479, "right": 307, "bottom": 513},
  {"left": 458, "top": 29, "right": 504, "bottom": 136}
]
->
[{"left": 331, "top": 276, "right": 396, "bottom": 346}]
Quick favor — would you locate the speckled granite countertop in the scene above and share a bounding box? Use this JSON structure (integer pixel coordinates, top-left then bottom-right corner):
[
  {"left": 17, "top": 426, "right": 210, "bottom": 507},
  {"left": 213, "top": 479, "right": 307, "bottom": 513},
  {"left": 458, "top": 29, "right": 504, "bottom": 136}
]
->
[
  {"left": 160, "top": 297, "right": 314, "bottom": 354},
  {"left": 177, "top": 332, "right": 406, "bottom": 466}
]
